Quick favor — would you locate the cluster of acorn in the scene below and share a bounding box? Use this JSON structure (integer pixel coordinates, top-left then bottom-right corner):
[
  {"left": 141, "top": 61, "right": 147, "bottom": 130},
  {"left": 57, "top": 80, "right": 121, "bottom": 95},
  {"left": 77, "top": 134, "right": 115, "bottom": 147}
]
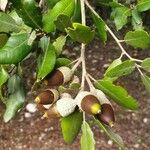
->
[{"left": 35, "top": 66, "right": 115, "bottom": 127}]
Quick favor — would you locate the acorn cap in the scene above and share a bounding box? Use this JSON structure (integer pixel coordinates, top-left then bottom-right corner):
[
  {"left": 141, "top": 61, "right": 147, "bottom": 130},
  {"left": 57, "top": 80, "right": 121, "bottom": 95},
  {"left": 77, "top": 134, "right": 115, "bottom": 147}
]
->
[
  {"left": 60, "top": 93, "right": 72, "bottom": 99},
  {"left": 43, "top": 105, "right": 61, "bottom": 118},
  {"left": 35, "top": 89, "right": 59, "bottom": 105},
  {"left": 92, "top": 89, "right": 111, "bottom": 105},
  {"left": 96, "top": 104, "right": 115, "bottom": 127},
  {"left": 44, "top": 66, "right": 72, "bottom": 86},
  {"left": 75, "top": 91, "right": 101, "bottom": 115},
  {"left": 56, "top": 97, "right": 76, "bottom": 117}
]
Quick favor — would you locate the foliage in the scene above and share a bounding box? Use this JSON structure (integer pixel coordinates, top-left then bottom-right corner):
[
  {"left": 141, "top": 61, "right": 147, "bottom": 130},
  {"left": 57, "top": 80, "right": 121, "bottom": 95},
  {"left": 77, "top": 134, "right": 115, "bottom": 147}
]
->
[{"left": 0, "top": 0, "right": 150, "bottom": 149}]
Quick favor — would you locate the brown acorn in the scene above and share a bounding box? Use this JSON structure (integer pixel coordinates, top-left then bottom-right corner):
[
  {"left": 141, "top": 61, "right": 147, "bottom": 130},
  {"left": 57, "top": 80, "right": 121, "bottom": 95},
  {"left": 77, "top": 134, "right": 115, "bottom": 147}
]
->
[
  {"left": 35, "top": 89, "right": 59, "bottom": 105},
  {"left": 96, "top": 104, "right": 115, "bottom": 127},
  {"left": 44, "top": 66, "right": 73, "bottom": 86},
  {"left": 43, "top": 105, "right": 61, "bottom": 118},
  {"left": 75, "top": 91, "right": 101, "bottom": 115}
]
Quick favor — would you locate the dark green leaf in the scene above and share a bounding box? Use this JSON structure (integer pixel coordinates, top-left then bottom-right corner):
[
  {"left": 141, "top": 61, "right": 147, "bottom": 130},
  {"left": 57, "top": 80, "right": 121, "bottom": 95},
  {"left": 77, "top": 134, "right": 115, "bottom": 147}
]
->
[
  {"left": 0, "top": 66, "right": 9, "bottom": 87},
  {"left": 0, "top": 33, "right": 9, "bottom": 48},
  {"left": 11, "top": 0, "right": 42, "bottom": 29},
  {"left": 54, "top": 14, "right": 72, "bottom": 31},
  {"left": 61, "top": 111, "right": 83, "bottom": 144},
  {"left": 0, "top": 33, "right": 31, "bottom": 64},
  {"left": 141, "top": 75, "right": 150, "bottom": 93},
  {"left": 95, "top": 80, "right": 139, "bottom": 110},
  {"left": 91, "top": 12, "right": 107, "bottom": 44},
  {"left": 94, "top": 118, "right": 125, "bottom": 150},
  {"left": 141, "top": 58, "right": 150, "bottom": 72},
  {"left": 111, "top": 6, "right": 131, "bottom": 30},
  {"left": 66, "top": 23, "right": 95, "bottom": 44},
  {"left": 0, "top": 12, "right": 21, "bottom": 33},
  {"left": 136, "top": 0, "right": 150, "bottom": 12},
  {"left": 43, "top": 0, "right": 75, "bottom": 33},
  {"left": 81, "top": 121, "right": 95, "bottom": 150},
  {"left": 55, "top": 57, "right": 71, "bottom": 68},
  {"left": 53, "top": 35, "right": 66, "bottom": 56},
  {"left": 124, "top": 30, "right": 150, "bottom": 48},
  {"left": 3, "top": 75, "right": 25, "bottom": 122},
  {"left": 104, "top": 60, "right": 135, "bottom": 80},
  {"left": 37, "top": 36, "right": 56, "bottom": 80}
]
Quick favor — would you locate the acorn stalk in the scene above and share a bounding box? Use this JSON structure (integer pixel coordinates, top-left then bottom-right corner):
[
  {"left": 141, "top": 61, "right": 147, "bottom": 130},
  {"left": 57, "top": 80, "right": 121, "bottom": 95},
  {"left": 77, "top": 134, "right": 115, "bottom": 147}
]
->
[
  {"left": 75, "top": 91, "right": 101, "bottom": 115},
  {"left": 44, "top": 66, "right": 73, "bottom": 86}
]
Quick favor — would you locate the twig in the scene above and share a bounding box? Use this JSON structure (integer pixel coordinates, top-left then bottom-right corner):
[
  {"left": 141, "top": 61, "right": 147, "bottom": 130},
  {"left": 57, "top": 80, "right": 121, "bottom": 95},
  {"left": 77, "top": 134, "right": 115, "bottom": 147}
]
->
[{"left": 85, "top": 0, "right": 143, "bottom": 63}]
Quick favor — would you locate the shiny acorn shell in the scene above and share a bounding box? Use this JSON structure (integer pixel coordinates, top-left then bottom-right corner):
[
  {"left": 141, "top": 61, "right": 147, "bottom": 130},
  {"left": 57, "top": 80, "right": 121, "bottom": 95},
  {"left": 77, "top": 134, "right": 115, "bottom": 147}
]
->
[
  {"left": 96, "top": 103, "right": 115, "bottom": 127},
  {"left": 76, "top": 91, "right": 101, "bottom": 115},
  {"left": 35, "top": 89, "right": 59, "bottom": 105}
]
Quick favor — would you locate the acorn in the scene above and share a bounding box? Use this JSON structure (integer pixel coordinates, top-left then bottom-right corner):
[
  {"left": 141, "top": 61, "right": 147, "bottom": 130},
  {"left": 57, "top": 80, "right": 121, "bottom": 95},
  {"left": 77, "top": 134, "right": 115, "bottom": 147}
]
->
[
  {"left": 43, "top": 94, "right": 76, "bottom": 118},
  {"left": 75, "top": 91, "right": 101, "bottom": 115},
  {"left": 96, "top": 104, "right": 115, "bottom": 127},
  {"left": 44, "top": 66, "right": 73, "bottom": 86},
  {"left": 35, "top": 89, "right": 59, "bottom": 105},
  {"left": 93, "top": 89, "right": 115, "bottom": 127}
]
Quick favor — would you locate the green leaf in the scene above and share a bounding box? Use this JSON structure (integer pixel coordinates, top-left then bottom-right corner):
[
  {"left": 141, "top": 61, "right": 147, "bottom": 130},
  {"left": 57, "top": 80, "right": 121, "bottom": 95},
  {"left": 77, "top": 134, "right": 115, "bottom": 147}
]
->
[
  {"left": 94, "top": 118, "right": 125, "bottom": 150},
  {"left": 124, "top": 30, "right": 150, "bottom": 48},
  {"left": 61, "top": 111, "right": 83, "bottom": 144},
  {"left": 55, "top": 57, "right": 71, "bottom": 68},
  {"left": 91, "top": 12, "right": 107, "bottom": 44},
  {"left": 141, "top": 75, "right": 150, "bottom": 93},
  {"left": 43, "top": 0, "right": 75, "bottom": 33},
  {"left": 81, "top": 121, "right": 95, "bottom": 150},
  {"left": 136, "top": 0, "right": 150, "bottom": 12},
  {"left": 0, "top": 12, "right": 21, "bottom": 33},
  {"left": 0, "top": 33, "right": 9, "bottom": 48},
  {"left": 0, "top": 66, "right": 9, "bottom": 87},
  {"left": 141, "top": 58, "right": 150, "bottom": 72},
  {"left": 11, "top": 0, "right": 42, "bottom": 29},
  {"left": 131, "top": 9, "right": 143, "bottom": 30},
  {"left": 3, "top": 75, "right": 25, "bottom": 122},
  {"left": 54, "top": 14, "right": 72, "bottom": 31},
  {"left": 104, "top": 60, "right": 135, "bottom": 80},
  {"left": 66, "top": 23, "right": 95, "bottom": 44},
  {"left": 37, "top": 36, "right": 56, "bottom": 80},
  {"left": 53, "top": 35, "right": 66, "bottom": 56},
  {"left": 0, "top": 33, "right": 31, "bottom": 64},
  {"left": 95, "top": 80, "right": 139, "bottom": 110},
  {"left": 111, "top": 6, "right": 131, "bottom": 30},
  {"left": 105, "top": 58, "right": 122, "bottom": 74}
]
